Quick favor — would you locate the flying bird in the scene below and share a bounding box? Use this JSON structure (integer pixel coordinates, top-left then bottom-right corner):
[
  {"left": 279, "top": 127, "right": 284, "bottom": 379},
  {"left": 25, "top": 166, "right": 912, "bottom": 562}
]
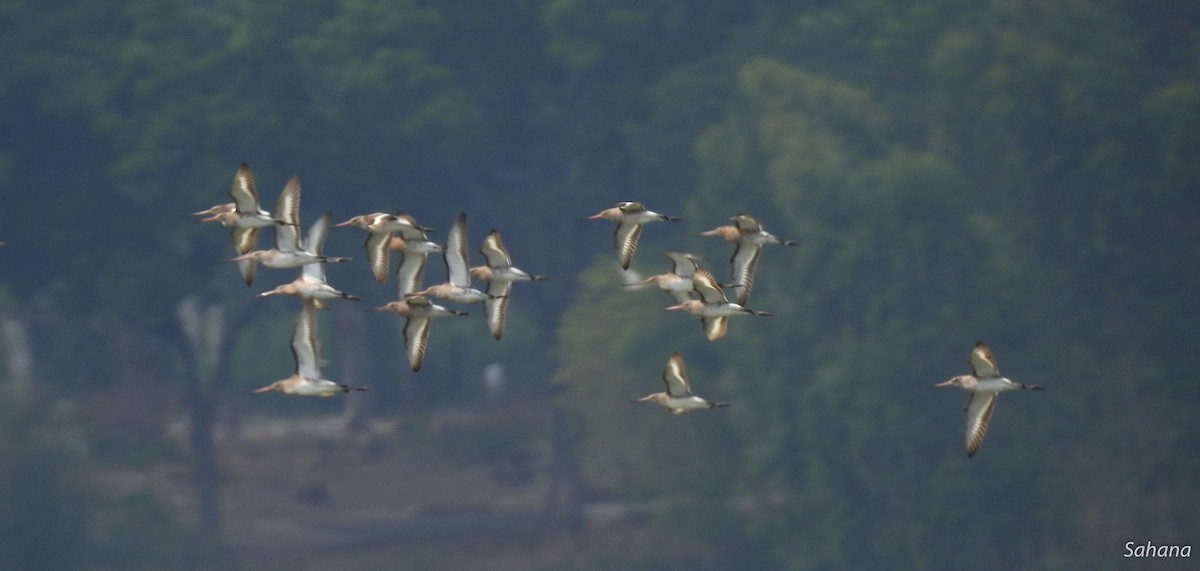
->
[
  {"left": 410, "top": 212, "right": 494, "bottom": 305},
  {"left": 336, "top": 212, "right": 434, "bottom": 283},
  {"left": 631, "top": 351, "right": 729, "bottom": 414},
  {"left": 375, "top": 295, "right": 467, "bottom": 372},
  {"left": 230, "top": 176, "right": 349, "bottom": 283},
  {"left": 258, "top": 211, "right": 360, "bottom": 308},
  {"left": 587, "top": 201, "right": 680, "bottom": 270},
  {"left": 665, "top": 265, "right": 772, "bottom": 341},
  {"left": 196, "top": 163, "right": 291, "bottom": 255},
  {"left": 933, "top": 341, "right": 1044, "bottom": 457},
  {"left": 252, "top": 302, "right": 368, "bottom": 396},
  {"left": 623, "top": 252, "right": 702, "bottom": 303},
  {"left": 700, "top": 213, "right": 797, "bottom": 305},
  {"left": 469, "top": 229, "right": 549, "bottom": 339}
]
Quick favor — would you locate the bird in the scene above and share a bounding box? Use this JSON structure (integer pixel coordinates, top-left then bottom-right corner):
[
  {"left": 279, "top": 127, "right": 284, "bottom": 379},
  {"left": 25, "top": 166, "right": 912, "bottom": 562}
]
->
[
  {"left": 258, "top": 211, "right": 360, "bottom": 308},
  {"left": 230, "top": 176, "right": 349, "bottom": 283},
  {"left": 622, "top": 252, "right": 702, "bottom": 303},
  {"left": 375, "top": 295, "right": 467, "bottom": 372},
  {"left": 665, "top": 265, "right": 772, "bottom": 341},
  {"left": 587, "top": 201, "right": 681, "bottom": 270},
  {"left": 631, "top": 351, "right": 729, "bottom": 414},
  {"left": 336, "top": 212, "right": 434, "bottom": 283},
  {"left": 197, "top": 163, "right": 292, "bottom": 255},
  {"left": 410, "top": 212, "right": 495, "bottom": 305},
  {"left": 933, "top": 341, "right": 1044, "bottom": 458},
  {"left": 469, "top": 229, "right": 549, "bottom": 339},
  {"left": 700, "top": 213, "right": 798, "bottom": 305},
  {"left": 252, "top": 301, "right": 369, "bottom": 396}
]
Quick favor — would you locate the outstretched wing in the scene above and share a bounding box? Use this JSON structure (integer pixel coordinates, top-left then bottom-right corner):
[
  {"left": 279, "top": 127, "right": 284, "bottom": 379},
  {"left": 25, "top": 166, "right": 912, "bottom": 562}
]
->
[
  {"left": 969, "top": 341, "right": 1000, "bottom": 378},
  {"left": 964, "top": 392, "right": 998, "bottom": 458},
  {"left": 661, "top": 352, "right": 692, "bottom": 396}
]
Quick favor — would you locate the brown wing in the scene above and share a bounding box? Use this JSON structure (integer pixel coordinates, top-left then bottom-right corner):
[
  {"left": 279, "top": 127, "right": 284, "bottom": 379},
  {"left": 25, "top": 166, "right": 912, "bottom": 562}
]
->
[
  {"left": 480, "top": 229, "right": 512, "bottom": 268},
  {"left": 228, "top": 163, "right": 260, "bottom": 213},
  {"left": 661, "top": 352, "right": 692, "bottom": 396},
  {"left": 691, "top": 266, "right": 728, "bottom": 304},
  {"left": 702, "top": 316, "right": 729, "bottom": 341},
  {"left": 969, "top": 341, "right": 1000, "bottom": 378}
]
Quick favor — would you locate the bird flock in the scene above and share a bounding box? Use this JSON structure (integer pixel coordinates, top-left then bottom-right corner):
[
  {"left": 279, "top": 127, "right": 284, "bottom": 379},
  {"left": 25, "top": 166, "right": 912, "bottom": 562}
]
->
[{"left": 194, "top": 164, "right": 1043, "bottom": 457}]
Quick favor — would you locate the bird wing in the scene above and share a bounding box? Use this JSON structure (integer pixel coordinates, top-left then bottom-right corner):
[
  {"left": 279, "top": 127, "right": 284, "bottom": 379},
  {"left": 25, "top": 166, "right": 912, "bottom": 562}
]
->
[
  {"left": 403, "top": 311, "right": 431, "bottom": 372},
  {"left": 273, "top": 176, "right": 302, "bottom": 252},
  {"left": 964, "top": 391, "right": 998, "bottom": 458},
  {"left": 480, "top": 229, "right": 512, "bottom": 268},
  {"left": 702, "top": 315, "right": 729, "bottom": 341},
  {"left": 730, "top": 242, "right": 762, "bottom": 306},
  {"left": 665, "top": 252, "right": 699, "bottom": 279},
  {"left": 395, "top": 251, "right": 428, "bottom": 298},
  {"left": 444, "top": 212, "right": 470, "bottom": 286},
  {"left": 292, "top": 303, "right": 320, "bottom": 379},
  {"left": 230, "top": 226, "right": 259, "bottom": 256},
  {"left": 661, "top": 352, "right": 692, "bottom": 396},
  {"left": 691, "top": 266, "right": 728, "bottom": 303},
  {"left": 237, "top": 258, "right": 256, "bottom": 286},
  {"left": 228, "top": 163, "right": 260, "bottom": 213},
  {"left": 485, "top": 281, "right": 512, "bottom": 340},
  {"left": 969, "top": 341, "right": 1000, "bottom": 378},
  {"left": 365, "top": 231, "right": 392, "bottom": 283},
  {"left": 302, "top": 211, "right": 332, "bottom": 283},
  {"left": 732, "top": 213, "right": 762, "bottom": 233},
  {"left": 614, "top": 222, "right": 643, "bottom": 270}
]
